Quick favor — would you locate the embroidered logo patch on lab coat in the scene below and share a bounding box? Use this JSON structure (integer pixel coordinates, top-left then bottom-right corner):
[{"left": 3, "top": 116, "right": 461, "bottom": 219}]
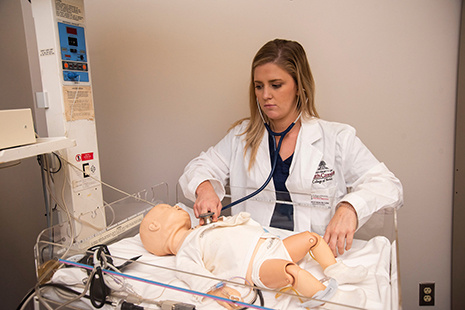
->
[{"left": 313, "top": 160, "right": 335, "bottom": 184}]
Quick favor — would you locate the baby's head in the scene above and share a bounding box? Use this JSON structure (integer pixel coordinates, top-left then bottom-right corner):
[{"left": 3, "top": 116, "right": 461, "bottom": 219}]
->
[{"left": 139, "top": 204, "right": 192, "bottom": 256}]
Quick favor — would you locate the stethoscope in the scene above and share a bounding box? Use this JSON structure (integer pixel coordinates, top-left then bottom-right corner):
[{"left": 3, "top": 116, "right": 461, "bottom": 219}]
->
[{"left": 200, "top": 99, "right": 301, "bottom": 225}]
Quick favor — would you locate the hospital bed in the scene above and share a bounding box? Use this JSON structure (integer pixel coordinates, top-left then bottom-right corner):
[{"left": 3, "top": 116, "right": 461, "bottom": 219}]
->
[{"left": 30, "top": 183, "right": 401, "bottom": 310}]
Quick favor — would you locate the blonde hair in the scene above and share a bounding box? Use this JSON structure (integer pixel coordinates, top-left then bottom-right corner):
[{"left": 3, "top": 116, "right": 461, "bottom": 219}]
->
[{"left": 232, "top": 39, "right": 319, "bottom": 170}]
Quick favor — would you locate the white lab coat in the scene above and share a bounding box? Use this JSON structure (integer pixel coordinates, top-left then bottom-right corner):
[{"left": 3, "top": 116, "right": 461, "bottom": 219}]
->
[{"left": 179, "top": 117, "right": 403, "bottom": 235}]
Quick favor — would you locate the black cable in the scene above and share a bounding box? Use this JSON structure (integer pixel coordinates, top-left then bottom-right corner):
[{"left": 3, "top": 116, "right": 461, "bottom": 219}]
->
[
  {"left": 256, "top": 288, "right": 264, "bottom": 306},
  {"left": 37, "top": 153, "right": 62, "bottom": 174},
  {"left": 89, "top": 266, "right": 110, "bottom": 308},
  {"left": 16, "top": 287, "right": 36, "bottom": 310}
]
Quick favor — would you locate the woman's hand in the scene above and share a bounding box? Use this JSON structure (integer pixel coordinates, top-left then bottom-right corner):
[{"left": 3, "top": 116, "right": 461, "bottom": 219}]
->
[
  {"left": 194, "top": 181, "right": 223, "bottom": 225},
  {"left": 323, "top": 202, "right": 358, "bottom": 257}
]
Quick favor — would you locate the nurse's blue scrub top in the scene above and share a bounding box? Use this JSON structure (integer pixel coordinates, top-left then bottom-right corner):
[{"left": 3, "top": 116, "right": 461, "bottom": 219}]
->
[{"left": 268, "top": 133, "right": 294, "bottom": 231}]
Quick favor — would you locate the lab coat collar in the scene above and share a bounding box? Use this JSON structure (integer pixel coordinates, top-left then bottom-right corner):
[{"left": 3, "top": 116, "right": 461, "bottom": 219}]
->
[{"left": 299, "top": 117, "right": 323, "bottom": 145}]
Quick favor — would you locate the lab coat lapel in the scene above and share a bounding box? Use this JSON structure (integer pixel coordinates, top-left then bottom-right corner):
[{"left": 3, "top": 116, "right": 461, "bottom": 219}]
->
[
  {"left": 287, "top": 118, "right": 323, "bottom": 193},
  {"left": 249, "top": 131, "right": 274, "bottom": 189},
  {"left": 245, "top": 131, "right": 276, "bottom": 226}
]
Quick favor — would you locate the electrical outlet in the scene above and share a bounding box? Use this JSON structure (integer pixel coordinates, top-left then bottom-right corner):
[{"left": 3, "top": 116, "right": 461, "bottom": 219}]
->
[{"left": 419, "top": 282, "right": 435, "bottom": 306}]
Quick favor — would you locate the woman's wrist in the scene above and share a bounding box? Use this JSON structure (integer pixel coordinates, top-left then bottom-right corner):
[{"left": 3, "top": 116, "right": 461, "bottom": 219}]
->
[
  {"left": 336, "top": 201, "right": 358, "bottom": 228},
  {"left": 337, "top": 201, "right": 355, "bottom": 213},
  {"left": 195, "top": 180, "right": 213, "bottom": 197}
]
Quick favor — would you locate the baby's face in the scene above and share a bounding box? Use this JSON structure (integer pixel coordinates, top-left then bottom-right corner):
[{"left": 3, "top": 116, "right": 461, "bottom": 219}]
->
[
  {"left": 156, "top": 204, "right": 191, "bottom": 227},
  {"left": 140, "top": 204, "right": 192, "bottom": 255}
]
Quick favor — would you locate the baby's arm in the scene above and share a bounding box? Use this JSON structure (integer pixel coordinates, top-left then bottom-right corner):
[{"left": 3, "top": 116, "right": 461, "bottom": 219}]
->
[
  {"left": 207, "top": 284, "right": 243, "bottom": 309},
  {"left": 176, "top": 249, "right": 243, "bottom": 308}
]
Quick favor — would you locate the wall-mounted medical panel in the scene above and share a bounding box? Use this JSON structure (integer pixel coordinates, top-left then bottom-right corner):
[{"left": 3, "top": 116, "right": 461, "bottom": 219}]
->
[
  {"left": 57, "top": 22, "right": 89, "bottom": 82},
  {"left": 31, "top": 0, "right": 104, "bottom": 242}
]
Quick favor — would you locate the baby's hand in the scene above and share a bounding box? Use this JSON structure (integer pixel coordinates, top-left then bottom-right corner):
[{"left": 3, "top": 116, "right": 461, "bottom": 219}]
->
[{"left": 207, "top": 286, "right": 242, "bottom": 309}]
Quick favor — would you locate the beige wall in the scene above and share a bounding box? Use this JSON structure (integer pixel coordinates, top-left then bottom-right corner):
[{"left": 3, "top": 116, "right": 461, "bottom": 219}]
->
[
  {"left": 7, "top": 0, "right": 460, "bottom": 309},
  {"left": 83, "top": 1, "right": 460, "bottom": 309}
]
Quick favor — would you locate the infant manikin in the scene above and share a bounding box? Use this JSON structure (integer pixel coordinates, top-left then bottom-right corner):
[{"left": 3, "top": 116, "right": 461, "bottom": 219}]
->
[{"left": 139, "top": 204, "right": 368, "bottom": 309}]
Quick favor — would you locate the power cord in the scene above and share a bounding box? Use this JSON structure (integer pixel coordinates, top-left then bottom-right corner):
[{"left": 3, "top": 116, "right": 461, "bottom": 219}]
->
[{"left": 37, "top": 153, "right": 62, "bottom": 174}]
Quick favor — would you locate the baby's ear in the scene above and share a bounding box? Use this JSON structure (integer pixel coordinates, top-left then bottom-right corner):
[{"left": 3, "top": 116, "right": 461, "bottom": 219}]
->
[{"left": 148, "top": 221, "right": 161, "bottom": 232}]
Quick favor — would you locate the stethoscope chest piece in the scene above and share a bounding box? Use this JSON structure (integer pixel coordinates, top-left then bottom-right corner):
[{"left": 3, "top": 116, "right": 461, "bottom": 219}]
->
[{"left": 199, "top": 212, "right": 215, "bottom": 225}]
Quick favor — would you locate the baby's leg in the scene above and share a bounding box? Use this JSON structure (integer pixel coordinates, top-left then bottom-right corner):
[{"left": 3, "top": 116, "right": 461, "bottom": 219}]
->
[
  {"left": 258, "top": 258, "right": 367, "bottom": 308},
  {"left": 283, "top": 232, "right": 336, "bottom": 269},
  {"left": 258, "top": 259, "right": 326, "bottom": 297},
  {"left": 283, "top": 232, "right": 367, "bottom": 284}
]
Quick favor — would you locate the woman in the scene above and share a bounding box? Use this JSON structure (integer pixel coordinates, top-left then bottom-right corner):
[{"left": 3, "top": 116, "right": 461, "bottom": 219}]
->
[{"left": 179, "top": 39, "right": 403, "bottom": 256}]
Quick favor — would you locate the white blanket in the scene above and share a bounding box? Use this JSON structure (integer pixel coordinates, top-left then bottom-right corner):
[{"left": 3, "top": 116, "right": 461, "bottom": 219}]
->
[{"left": 49, "top": 229, "right": 396, "bottom": 310}]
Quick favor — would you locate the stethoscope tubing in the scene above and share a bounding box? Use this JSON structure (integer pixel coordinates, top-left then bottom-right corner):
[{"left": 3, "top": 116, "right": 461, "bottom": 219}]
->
[{"left": 221, "top": 122, "right": 295, "bottom": 211}]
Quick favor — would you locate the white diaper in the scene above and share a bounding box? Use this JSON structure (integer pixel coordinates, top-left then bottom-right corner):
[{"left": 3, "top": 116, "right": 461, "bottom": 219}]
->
[{"left": 251, "top": 236, "right": 293, "bottom": 289}]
